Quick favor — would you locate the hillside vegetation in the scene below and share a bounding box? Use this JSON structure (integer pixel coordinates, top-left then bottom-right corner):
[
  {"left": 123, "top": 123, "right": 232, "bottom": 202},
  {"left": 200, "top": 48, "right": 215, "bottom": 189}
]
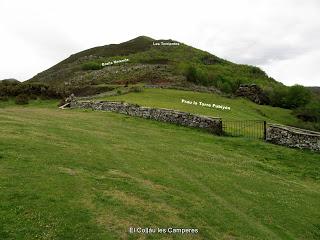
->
[
  {"left": 97, "top": 88, "right": 316, "bottom": 130},
  {"left": 0, "top": 101, "right": 319, "bottom": 239},
  {"left": 28, "top": 36, "right": 280, "bottom": 92}
]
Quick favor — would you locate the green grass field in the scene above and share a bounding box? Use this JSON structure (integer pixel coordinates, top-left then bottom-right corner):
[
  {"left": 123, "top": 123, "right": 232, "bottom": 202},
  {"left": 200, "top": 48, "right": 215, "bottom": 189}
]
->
[
  {"left": 98, "top": 88, "right": 301, "bottom": 127},
  {"left": 0, "top": 99, "right": 319, "bottom": 239}
]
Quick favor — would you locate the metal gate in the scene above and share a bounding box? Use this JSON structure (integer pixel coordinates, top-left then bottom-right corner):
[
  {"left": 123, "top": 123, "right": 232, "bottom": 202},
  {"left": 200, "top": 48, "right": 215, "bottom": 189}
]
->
[{"left": 222, "top": 120, "right": 266, "bottom": 139}]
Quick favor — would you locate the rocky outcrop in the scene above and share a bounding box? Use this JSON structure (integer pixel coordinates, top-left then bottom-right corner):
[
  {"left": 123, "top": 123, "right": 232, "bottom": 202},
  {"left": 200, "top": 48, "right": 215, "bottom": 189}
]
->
[
  {"left": 266, "top": 124, "right": 320, "bottom": 152},
  {"left": 235, "top": 84, "right": 269, "bottom": 105},
  {"left": 70, "top": 100, "right": 223, "bottom": 135}
]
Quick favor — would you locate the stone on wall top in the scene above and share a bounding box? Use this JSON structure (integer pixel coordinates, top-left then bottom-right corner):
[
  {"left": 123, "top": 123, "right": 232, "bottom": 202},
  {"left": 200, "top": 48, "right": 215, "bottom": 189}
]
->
[
  {"left": 268, "top": 123, "right": 320, "bottom": 137},
  {"left": 77, "top": 100, "right": 222, "bottom": 120}
]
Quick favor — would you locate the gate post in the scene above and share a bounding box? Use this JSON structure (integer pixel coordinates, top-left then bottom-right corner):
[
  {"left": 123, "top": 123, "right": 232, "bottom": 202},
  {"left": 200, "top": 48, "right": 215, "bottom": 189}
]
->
[
  {"left": 219, "top": 119, "right": 223, "bottom": 136},
  {"left": 263, "top": 121, "right": 267, "bottom": 140}
]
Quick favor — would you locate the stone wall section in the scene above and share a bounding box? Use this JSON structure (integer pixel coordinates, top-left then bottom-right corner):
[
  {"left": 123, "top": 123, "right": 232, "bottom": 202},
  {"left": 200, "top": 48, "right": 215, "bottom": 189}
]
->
[
  {"left": 70, "top": 100, "right": 223, "bottom": 135},
  {"left": 266, "top": 124, "right": 320, "bottom": 152}
]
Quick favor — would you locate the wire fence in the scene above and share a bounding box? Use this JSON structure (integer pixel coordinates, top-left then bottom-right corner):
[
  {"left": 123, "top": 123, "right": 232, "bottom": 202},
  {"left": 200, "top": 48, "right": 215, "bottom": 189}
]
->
[{"left": 222, "top": 120, "right": 266, "bottom": 139}]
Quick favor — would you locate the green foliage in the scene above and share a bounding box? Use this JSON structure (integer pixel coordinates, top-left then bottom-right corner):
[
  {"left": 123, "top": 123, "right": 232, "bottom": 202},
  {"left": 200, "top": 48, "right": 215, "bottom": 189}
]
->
[
  {"left": 221, "top": 81, "right": 232, "bottom": 93},
  {"left": 0, "top": 81, "right": 64, "bottom": 99},
  {"left": 201, "top": 54, "right": 223, "bottom": 65},
  {"left": 286, "top": 85, "right": 312, "bottom": 108},
  {"left": 294, "top": 101, "right": 320, "bottom": 123},
  {"left": 29, "top": 94, "right": 38, "bottom": 100},
  {"left": 129, "top": 86, "right": 144, "bottom": 93},
  {"left": 139, "top": 58, "right": 170, "bottom": 64},
  {"left": 185, "top": 65, "right": 198, "bottom": 83},
  {"left": 268, "top": 85, "right": 312, "bottom": 109},
  {"left": 184, "top": 64, "right": 236, "bottom": 93},
  {"left": 81, "top": 61, "right": 103, "bottom": 70},
  {"left": 0, "top": 95, "right": 9, "bottom": 101},
  {"left": 15, "top": 94, "right": 29, "bottom": 105},
  {"left": 268, "top": 86, "right": 288, "bottom": 108}
]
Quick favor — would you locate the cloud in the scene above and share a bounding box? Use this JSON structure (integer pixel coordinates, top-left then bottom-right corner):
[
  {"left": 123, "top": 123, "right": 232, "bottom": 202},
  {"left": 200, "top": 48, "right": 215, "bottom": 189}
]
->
[{"left": 262, "top": 49, "right": 320, "bottom": 86}]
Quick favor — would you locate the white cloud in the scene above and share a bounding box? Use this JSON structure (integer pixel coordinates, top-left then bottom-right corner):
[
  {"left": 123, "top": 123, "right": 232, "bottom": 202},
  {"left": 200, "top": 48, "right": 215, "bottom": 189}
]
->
[{"left": 0, "top": 0, "right": 319, "bottom": 86}]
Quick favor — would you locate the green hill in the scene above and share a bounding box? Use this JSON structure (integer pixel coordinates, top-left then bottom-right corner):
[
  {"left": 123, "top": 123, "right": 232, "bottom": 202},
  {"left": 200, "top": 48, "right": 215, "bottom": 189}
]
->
[{"left": 28, "top": 36, "right": 281, "bottom": 93}]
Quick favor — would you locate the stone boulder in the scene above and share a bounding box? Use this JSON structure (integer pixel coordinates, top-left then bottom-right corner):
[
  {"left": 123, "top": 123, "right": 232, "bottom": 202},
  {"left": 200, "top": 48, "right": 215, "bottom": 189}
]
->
[{"left": 235, "top": 84, "right": 269, "bottom": 105}]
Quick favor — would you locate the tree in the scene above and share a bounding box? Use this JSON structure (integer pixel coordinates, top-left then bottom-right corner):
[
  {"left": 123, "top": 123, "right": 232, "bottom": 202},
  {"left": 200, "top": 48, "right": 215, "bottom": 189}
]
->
[
  {"left": 185, "top": 65, "right": 198, "bottom": 84},
  {"left": 286, "top": 85, "right": 311, "bottom": 108}
]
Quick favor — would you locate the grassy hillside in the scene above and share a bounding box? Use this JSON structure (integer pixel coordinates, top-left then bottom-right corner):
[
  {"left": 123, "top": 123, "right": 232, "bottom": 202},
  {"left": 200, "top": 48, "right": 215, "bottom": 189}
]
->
[
  {"left": 0, "top": 100, "right": 319, "bottom": 239},
  {"left": 97, "top": 88, "right": 303, "bottom": 127},
  {"left": 28, "top": 36, "right": 281, "bottom": 92}
]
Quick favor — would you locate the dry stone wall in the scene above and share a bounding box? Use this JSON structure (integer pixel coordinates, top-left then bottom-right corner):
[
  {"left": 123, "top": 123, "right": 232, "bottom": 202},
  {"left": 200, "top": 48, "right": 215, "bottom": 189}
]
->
[
  {"left": 266, "top": 124, "right": 320, "bottom": 152},
  {"left": 70, "top": 100, "right": 223, "bottom": 135}
]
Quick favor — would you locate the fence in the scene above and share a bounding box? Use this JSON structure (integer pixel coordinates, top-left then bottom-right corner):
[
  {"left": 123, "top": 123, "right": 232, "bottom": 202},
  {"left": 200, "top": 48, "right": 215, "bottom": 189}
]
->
[{"left": 222, "top": 120, "right": 266, "bottom": 139}]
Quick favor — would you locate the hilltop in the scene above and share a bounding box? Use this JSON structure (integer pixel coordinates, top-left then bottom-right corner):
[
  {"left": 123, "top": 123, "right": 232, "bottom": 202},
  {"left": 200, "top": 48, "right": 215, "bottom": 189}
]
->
[
  {"left": 0, "top": 78, "right": 20, "bottom": 83},
  {"left": 28, "top": 36, "right": 281, "bottom": 93}
]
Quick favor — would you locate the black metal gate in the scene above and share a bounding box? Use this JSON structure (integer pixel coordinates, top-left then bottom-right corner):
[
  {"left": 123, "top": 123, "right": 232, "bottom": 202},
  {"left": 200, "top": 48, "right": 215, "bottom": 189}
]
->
[{"left": 222, "top": 120, "right": 266, "bottom": 139}]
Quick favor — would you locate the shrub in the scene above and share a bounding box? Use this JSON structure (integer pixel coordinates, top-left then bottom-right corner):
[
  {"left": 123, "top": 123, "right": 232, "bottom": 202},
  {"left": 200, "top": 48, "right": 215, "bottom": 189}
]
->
[
  {"left": 40, "top": 94, "right": 50, "bottom": 100},
  {"left": 0, "top": 95, "right": 9, "bottom": 101},
  {"left": 130, "top": 86, "right": 144, "bottom": 93},
  {"left": 140, "top": 58, "right": 170, "bottom": 64},
  {"left": 221, "top": 82, "right": 232, "bottom": 93},
  {"left": 15, "top": 94, "right": 29, "bottom": 105},
  {"left": 268, "top": 87, "right": 288, "bottom": 108},
  {"left": 230, "top": 79, "right": 243, "bottom": 93},
  {"left": 116, "top": 89, "right": 122, "bottom": 95},
  {"left": 185, "top": 65, "right": 198, "bottom": 83},
  {"left": 29, "top": 94, "right": 37, "bottom": 100},
  {"left": 184, "top": 65, "right": 210, "bottom": 86},
  {"left": 267, "top": 85, "right": 312, "bottom": 109},
  {"left": 286, "top": 85, "right": 311, "bottom": 108},
  {"left": 81, "top": 62, "right": 102, "bottom": 71},
  {"left": 294, "top": 101, "right": 320, "bottom": 122}
]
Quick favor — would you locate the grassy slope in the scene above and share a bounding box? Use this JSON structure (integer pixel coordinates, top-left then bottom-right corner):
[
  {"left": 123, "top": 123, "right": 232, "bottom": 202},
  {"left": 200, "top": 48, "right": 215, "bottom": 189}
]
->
[
  {"left": 28, "top": 36, "right": 281, "bottom": 91},
  {"left": 0, "top": 101, "right": 319, "bottom": 239},
  {"left": 98, "top": 88, "right": 301, "bottom": 126}
]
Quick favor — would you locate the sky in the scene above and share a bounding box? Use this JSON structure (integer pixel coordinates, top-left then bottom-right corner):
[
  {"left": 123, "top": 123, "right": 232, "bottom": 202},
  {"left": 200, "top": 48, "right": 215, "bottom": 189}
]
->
[{"left": 0, "top": 0, "right": 319, "bottom": 86}]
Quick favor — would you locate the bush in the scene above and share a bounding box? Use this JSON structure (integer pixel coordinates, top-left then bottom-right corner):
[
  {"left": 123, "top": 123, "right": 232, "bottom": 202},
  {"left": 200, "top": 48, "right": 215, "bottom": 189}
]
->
[
  {"left": 81, "top": 62, "right": 103, "bottom": 70},
  {"left": 294, "top": 101, "right": 320, "bottom": 122},
  {"left": 286, "top": 85, "right": 311, "bottom": 108},
  {"left": 116, "top": 89, "right": 122, "bottom": 95},
  {"left": 185, "top": 65, "right": 210, "bottom": 86},
  {"left": 268, "top": 85, "right": 312, "bottom": 109},
  {"left": 221, "top": 82, "right": 232, "bottom": 93},
  {"left": 268, "top": 87, "right": 288, "bottom": 108},
  {"left": 130, "top": 86, "right": 143, "bottom": 93},
  {"left": 0, "top": 95, "right": 9, "bottom": 101},
  {"left": 15, "top": 94, "right": 29, "bottom": 105},
  {"left": 0, "top": 81, "right": 65, "bottom": 99},
  {"left": 29, "top": 94, "right": 38, "bottom": 100},
  {"left": 185, "top": 65, "right": 198, "bottom": 83}
]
